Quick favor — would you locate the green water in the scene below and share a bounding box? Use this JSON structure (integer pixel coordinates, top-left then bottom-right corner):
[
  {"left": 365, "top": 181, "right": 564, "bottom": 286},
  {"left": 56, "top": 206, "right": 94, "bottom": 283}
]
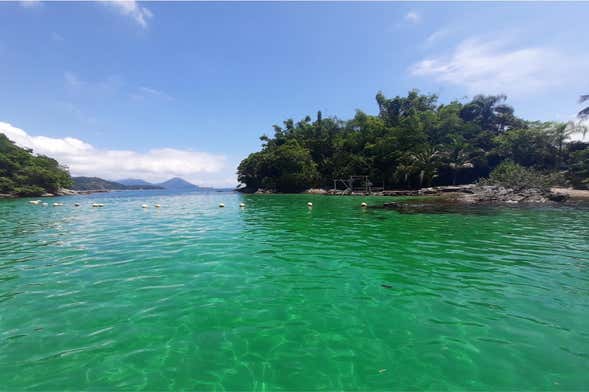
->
[{"left": 1, "top": 191, "right": 588, "bottom": 391}]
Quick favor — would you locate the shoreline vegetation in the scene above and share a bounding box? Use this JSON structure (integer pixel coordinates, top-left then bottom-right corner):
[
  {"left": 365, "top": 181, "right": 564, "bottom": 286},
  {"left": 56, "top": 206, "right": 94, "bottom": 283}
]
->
[
  {"left": 2, "top": 90, "right": 589, "bottom": 204},
  {"left": 237, "top": 91, "right": 589, "bottom": 200}
]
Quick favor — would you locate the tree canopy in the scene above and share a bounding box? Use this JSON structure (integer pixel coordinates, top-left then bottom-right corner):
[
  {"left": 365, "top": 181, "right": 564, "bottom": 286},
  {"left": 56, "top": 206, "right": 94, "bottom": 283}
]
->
[
  {"left": 0, "top": 133, "right": 72, "bottom": 196},
  {"left": 238, "top": 90, "right": 589, "bottom": 192}
]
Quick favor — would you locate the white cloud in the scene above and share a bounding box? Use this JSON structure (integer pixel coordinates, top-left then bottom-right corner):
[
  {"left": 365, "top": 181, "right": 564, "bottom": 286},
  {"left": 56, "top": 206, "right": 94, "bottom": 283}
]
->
[
  {"left": 404, "top": 11, "right": 421, "bottom": 24},
  {"left": 101, "top": 0, "right": 153, "bottom": 29},
  {"left": 20, "top": 0, "right": 41, "bottom": 8},
  {"left": 411, "top": 37, "right": 589, "bottom": 97},
  {"left": 0, "top": 121, "right": 233, "bottom": 187}
]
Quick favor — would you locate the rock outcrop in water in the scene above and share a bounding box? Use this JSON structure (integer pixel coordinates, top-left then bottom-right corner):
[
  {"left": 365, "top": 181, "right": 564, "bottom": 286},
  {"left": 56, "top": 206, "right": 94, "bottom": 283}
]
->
[
  {"left": 380, "top": 185, "right": 570, "bottom": 214},
  {"left": 417, "top": 184, "right": 568, "bottom": 204}
]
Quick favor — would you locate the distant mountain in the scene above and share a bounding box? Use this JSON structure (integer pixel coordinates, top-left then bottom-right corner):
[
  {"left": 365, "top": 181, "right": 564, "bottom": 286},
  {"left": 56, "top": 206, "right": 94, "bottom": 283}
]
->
[
  {"left": 117, "top": 178, "right": 154, "bottom": 187},
  {"left": 80, "top": 176, "right": 212, "bottom": 191},
  {"left": 156, "top": 177, "right": 202, "bottom": 190},
  {"left": 72, "top": 177, "right": 163, "bottom": 191},
  {"left": 72, "top": 177, "right": 128, "bottom": 191}
]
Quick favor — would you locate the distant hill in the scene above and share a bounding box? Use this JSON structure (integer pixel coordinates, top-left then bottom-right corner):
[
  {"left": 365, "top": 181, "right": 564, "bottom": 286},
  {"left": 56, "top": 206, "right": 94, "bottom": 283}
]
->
[
  {"left": 117, "top": 178, "right": 154, "bottom": 187},
  {"left": 71, "top": 177, "right": 163, "bottom": 191},
  {"left": 156, "top": 177, "right": 202, "bottom": 190},
  {"left": 71, "top": 177, "right": 127, "bottom": 191},
  {"left": 76, "top": 176, "right": 213, "bottom": 191}
]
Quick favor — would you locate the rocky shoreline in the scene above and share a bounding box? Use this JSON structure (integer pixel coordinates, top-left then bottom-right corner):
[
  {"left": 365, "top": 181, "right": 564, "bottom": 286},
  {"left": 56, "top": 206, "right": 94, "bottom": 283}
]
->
[
  {"left": 417, "top": 184, "right": 568, "bottom": 204},
  {"left": 250, "top": 184, "right": 588, "bottom": 203},
  {"left": 378, "top": 185, "right": 578, "bottom": 214}
]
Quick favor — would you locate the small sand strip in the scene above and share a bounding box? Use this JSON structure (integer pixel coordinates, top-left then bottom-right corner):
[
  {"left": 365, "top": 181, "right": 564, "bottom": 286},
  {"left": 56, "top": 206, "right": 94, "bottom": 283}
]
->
[{"left": 551, "top": 188, "right": 589, "bottom": 199}]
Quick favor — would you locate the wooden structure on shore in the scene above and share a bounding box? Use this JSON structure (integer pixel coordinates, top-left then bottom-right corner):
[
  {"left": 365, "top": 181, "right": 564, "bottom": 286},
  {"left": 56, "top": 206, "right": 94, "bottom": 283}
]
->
[{"left": 332, "top": 176, "right": 384, "bottom": 194}]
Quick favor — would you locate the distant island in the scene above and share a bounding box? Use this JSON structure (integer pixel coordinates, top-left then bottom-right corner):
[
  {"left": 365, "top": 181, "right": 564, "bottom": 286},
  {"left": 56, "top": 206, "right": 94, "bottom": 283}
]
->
[
  {"left": 0, "top": 131, "right": 216, "bottom": 198},
  {"left": 71, "top": 176, "right": 210, "bottom": 192},
  {"left": 71, "top": 177, "right": 164, "bottom": 191},
  {"left": 237, "top": 91, "right": 589, "bottom": 194}
]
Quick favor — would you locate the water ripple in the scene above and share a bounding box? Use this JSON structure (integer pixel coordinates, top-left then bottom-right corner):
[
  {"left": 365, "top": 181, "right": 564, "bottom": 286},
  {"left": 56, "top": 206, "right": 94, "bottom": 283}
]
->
[{"left": 0, "top": 192, "right": 588, "bottom": 390}]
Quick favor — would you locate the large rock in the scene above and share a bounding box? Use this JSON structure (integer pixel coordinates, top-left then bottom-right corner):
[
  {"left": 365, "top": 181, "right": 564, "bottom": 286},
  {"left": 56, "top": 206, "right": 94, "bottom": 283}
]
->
[
  {"left": 453, "top": 185, "right": 560, "bottom": 204},
  {"left": 57, "top": 188, "right": 78, "bottom": 196},
  {"left": 415, "top": 185, "right": 565, "bottom": 204},
  {"left": 254, "top": 188, "right": 275, "bottom": 194},
  {"left": 305, "top": 188, "right": 328, "bottom": 195}
]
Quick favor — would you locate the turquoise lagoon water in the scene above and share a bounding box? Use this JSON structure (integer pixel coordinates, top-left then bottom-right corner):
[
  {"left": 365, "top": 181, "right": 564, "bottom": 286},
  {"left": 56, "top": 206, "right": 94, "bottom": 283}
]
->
[{"left": 0, "top": 191, "right": 588, "bottom": 390}]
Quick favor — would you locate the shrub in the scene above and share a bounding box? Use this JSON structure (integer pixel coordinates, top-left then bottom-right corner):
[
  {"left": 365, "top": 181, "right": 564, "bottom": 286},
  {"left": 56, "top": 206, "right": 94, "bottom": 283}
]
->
[{"left": 480, "top": 161, "right": 565, "bottom": 191}]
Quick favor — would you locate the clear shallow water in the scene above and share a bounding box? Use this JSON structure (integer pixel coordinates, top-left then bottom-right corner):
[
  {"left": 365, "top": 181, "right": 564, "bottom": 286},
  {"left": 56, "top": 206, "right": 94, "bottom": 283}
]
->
[{"left": 1, "top": 191, "right": 588, "bottom": 391}]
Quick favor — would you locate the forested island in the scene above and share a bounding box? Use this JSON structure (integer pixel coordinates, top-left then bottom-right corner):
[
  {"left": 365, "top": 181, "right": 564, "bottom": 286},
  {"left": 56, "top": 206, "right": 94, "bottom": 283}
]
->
[
  {"left": 237, "top": 91, "right": 589, "bottom": 193},
  {"left": 70, "top": 177, "right": 164, "bottom": 191},
  {"left": 0, "top": 133, "right": 72, "bottom": 197}
]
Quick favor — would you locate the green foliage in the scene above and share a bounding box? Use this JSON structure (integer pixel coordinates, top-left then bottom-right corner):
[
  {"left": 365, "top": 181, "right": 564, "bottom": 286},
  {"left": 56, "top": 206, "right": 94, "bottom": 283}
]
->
[
  {"left": 493, "top": 126, "right": 557, "bottom": 169},
  {"left": 569, "top": 148, "right": 589, "bottom": 188},
  {"left": 14, "top": 185, "right": 46, "bottom": 197},
  {"left": 0, "top": 133, "right": 72, "bottom": 196},
  {"left": 480, "top": 161, "right": 564, "bottom": 191},
  {"left": 238, "top": 141, "right": 318, "bottom": 192},
  {"left": 237, "top": 91, "right": 589, "bottom": 192}
]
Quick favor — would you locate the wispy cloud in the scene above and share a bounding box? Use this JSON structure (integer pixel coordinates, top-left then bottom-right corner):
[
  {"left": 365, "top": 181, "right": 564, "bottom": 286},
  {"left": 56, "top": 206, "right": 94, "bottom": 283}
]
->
[
  {"left": 0, "top": 121, "right": 231, "bottom": 186},
  {"left": 131, "top": 86, "right": 173, "bottom": 102},
  {"left": 19, "top": 0, "right": 41, "bottom": 8},
  {"left": 64, "top": 72, "right": 84, "bottom": 89},
  {"left": 424, "top": 28, "right": 451, "bottom": 47},
  {"left": 64, "top": 71, "right": 122, "bottom": 97},
  {"left": 404, "top": 11, "right": 421, "bottom": 24},
  {"left": 101, "top": 0, "right": 153, "bottom": 29},
  {"left": 51, "top": 32, "right": 64, "bottom": 43},
  {"left": 411, "top": 37, "right": 589, "bottom": 97}
]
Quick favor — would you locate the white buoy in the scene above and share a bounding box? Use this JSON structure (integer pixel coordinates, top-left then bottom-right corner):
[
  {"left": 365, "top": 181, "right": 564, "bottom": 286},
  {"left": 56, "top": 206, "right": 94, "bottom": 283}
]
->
[
  {"left": 361, "top": 202, "right": 368, "bottom": 207},
  {"left": 29, "top": 200, "right": 41, "bottom": 205},
  {"left": 42, "top": 202, "right": 48, "bottom": 206},
  {"left": 52, "top": 202, "right": 64, "bottom": 207},
  {"left": 154, "top": 204, "right": 161, "bottom": 208},
  {"left": 141, "top": 204, "right": 149, "bottom": 208},
  {"left": 239, "top": 203, "right": 245, "bottom": 208},
  {"left": 219, "top": 203, "right": 225, "bottom": 208},
  {"left": 307, "top": 202, "right": 313, "bottom": 207}
]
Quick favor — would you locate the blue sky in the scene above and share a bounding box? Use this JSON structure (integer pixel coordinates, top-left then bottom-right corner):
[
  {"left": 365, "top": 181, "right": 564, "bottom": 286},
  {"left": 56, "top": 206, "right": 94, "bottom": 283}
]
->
[{"left": 1, "top": 1, "right": 588, "bottom": 186}]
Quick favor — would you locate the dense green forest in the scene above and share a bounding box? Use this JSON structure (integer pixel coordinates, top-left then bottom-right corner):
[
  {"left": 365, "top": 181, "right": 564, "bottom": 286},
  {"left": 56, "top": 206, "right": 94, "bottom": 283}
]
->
[
  {"left": 238, "top": 91, "right": 589, "bottom": 192},
  {"left": 0, "top": 133, "right": 72, "bottom": 196}
]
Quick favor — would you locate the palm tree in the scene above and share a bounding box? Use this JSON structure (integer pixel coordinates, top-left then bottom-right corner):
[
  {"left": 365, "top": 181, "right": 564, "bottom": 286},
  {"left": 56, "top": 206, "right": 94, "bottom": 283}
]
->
[
  {"left": 460, "top": 94, "right": 517, "bottom": 133},
  {"left": 409, "top": 146, "right": 442, "bottom": 188},
  {"left": 579, "top": 95, "right": 589, "bottom": 120},
  {"left": 546, "top": 121, "right": 588, "bottom": 169},
  {"left": 394, "top": 162, "right": 413, "bottom": 187},
  {"left": 444, "top": 135, "right": 475, "bottom": 185}
]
